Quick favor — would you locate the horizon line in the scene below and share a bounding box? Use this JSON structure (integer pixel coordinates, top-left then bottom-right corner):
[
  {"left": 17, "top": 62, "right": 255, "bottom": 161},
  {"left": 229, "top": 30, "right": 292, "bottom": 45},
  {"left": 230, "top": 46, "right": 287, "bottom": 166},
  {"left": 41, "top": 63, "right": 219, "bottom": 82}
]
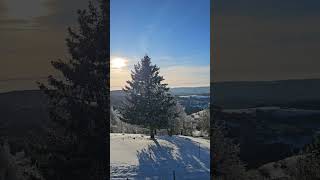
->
[
  {"left": 213, "top": 77, "right": 320, "bottom": 84},
  {"left": 111, "top": 85, "right": 210, "bottom": 91}
]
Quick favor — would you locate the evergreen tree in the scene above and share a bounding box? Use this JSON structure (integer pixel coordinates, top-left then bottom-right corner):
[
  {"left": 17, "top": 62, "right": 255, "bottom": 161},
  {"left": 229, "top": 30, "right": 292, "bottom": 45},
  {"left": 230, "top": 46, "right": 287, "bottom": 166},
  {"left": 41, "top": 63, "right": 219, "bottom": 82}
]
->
[
  {"left": 167, "top": 103, "right": 185, "bottom": 135},
  {"left": 199, "top": 108, "right": 210, "bottom": 136},
  {"left": 110, "top": 106, "right": 118, "bottom": 128},
  {"left": 288, "top": 135, "right": 320, "bottom": 179},
  {"left": 211, "top": 108, "right": 247, "bottom": 180},
  {"left": 120, "top": 55, "right": 176, "bottom": 139},
  {"left": 0, "top": 141, "right": 44, "bottom": 180},
  {"left": 37, "top": 0, "right": 109, "bottom": 179}
]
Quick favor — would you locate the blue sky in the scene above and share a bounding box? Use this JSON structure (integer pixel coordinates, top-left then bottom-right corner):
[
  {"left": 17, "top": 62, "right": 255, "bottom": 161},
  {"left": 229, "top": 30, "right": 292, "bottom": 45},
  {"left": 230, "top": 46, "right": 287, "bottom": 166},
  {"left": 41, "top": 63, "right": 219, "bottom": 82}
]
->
[{"left": 110, "top": 0, "right": 210, "bottom": 90}]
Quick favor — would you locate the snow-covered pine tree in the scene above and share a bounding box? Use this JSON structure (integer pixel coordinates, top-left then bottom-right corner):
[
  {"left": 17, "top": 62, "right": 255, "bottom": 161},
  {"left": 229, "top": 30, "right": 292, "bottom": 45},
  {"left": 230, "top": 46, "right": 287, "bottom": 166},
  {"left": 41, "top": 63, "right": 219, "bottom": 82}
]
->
[
  {"left": 110, "top": 106, "right": 118, "bottom": 127},
  {"left": 0, "top": 141, "right": 44, "bottom": 180},
  {"left": 37, "top": 0, "right": 109, "bottom": 179},
  {"left": 211, "top": 107, "right": 247, "bottom": 180},
  {"left": 199, "top": 109, "right": 210, "bottom": 136},
  {"left": 120, "top": 55, "right": 177, "bottom": 139},
  {"left": 167, "top": 103, "right": 186, "bottom": 136}
]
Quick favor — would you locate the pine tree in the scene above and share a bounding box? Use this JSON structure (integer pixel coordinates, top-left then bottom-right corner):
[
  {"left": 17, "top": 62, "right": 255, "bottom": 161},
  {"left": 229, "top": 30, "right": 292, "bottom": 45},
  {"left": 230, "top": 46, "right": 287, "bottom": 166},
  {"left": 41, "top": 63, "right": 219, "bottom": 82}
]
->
[
  {"left": 167, "top": 103, "right": 185, "bottom": 135},
  {"left": 0, "top": 141, "right": 44, "bottom": 180},
  {"left": 288, "top": 135, "right": 320, "bottom": 179},
  {"left": 37, "top": 0, "right": 109, "bottom": 179},
  {"left": 211, "top": 108, "right": 247, "bottom": 180},
  {"left": 199, "top": 108, "right": 210, "bottom": 136},
  {"left": 120, "top": 55, "right": 176, "bottom": 139}
]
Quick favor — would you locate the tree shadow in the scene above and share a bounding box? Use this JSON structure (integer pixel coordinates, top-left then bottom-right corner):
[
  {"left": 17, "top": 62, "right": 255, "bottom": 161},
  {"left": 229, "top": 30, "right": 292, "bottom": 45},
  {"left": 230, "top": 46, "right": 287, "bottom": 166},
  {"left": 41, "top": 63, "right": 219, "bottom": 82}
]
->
[{"left": 134, "top": 136, "right": 210, "bottom": 179}]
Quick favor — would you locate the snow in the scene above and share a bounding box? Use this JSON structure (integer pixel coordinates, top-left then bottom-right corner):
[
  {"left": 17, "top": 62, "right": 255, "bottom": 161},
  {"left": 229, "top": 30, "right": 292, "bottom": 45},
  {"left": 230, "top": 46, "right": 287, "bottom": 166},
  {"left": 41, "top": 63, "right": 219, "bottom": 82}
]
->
[
  {"left": 258, "top": 155, "right": 305, "bottom": 179},
  {"left": 179, "top": 95, "right": 209, "bottom": 99},
  {"left": 110, "top": 133, "right": 210, "bottom": 179}
]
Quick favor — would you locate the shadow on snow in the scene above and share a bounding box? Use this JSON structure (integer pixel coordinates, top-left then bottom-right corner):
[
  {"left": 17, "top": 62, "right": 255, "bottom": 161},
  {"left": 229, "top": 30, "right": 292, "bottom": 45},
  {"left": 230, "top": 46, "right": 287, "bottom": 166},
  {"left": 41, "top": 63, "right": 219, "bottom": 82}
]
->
[{"left": 134, "top": 135, "right": 210, "bottom": 179}]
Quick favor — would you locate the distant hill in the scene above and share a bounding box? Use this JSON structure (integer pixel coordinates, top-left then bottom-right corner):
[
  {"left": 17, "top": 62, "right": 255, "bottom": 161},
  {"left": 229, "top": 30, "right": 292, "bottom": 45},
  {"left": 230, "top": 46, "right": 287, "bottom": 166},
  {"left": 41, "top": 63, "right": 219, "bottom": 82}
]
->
[
  {"left": 3, "top": 79, "right": 320, "bottom": 136},
  {"left": 169, "top": 86, "right": 210, "bottom": 96},
  {"left": 212, "top": 79, "right": 320, "bottom": 109},
  {"left": 0, "top": 86, "right": 210, "bottom": 135},
  {"left": 110, "top": 90, "right": 126, "bottom": 107},
  {"left": 0, "top": 90, "right": 49, "bottom": 137}
]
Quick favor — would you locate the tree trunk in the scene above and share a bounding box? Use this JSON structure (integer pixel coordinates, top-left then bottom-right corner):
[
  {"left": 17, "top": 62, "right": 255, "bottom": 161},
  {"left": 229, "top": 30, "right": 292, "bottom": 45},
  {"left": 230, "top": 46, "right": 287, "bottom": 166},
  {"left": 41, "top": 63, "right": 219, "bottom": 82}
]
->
[
  {"left": 150, "top": 127, "right": 155, "bottom": 139},
  {"left": 168, "top": 128, "right": 173, "bottom": 136}
]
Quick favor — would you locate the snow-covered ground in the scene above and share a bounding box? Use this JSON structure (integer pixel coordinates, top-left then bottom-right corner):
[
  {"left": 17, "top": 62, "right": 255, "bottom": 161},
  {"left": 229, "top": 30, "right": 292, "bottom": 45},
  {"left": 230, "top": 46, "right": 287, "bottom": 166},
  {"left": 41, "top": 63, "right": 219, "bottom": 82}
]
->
[{"left": 110, "top": 133, "right": 210, "bottom": 179}]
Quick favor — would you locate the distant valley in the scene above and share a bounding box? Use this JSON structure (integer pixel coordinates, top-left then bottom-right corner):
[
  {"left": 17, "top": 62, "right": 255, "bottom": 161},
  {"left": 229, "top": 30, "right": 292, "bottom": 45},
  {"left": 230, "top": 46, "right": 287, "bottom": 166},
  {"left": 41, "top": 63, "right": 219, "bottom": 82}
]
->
[
  {"left": 212, "top": 79, "right": 320, "bottom": 109},
  {"left": 111, "top": 86, "right": 210, "bottom": 114},
  {"left": 0, "top": 86, "right": 210, "bottom": 137},
  {"left": 212, "top": 79, "right": 320, "bottom": 169}
]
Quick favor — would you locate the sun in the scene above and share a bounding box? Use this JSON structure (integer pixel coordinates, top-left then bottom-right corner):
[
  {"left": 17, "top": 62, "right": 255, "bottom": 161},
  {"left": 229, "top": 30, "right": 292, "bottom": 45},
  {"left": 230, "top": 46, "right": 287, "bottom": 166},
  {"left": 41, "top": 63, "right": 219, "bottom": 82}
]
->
[{"left": 111, "top": 57, "right": 127, "bottom": 69}]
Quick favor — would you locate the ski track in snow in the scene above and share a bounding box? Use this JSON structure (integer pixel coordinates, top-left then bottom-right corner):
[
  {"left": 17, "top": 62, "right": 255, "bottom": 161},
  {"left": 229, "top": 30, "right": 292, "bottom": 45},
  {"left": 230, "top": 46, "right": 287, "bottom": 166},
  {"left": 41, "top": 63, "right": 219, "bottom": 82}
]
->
[{"left": 110, "top": 133, "right": 210, "bottom": 179}]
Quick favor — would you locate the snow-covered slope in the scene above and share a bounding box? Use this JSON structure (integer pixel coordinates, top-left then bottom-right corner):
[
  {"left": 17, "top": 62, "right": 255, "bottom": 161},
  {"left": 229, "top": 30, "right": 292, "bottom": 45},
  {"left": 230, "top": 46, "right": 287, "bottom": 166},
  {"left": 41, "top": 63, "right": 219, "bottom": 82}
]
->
[{"left": 110, "top": 133, "right": 210, "bottom": 179}]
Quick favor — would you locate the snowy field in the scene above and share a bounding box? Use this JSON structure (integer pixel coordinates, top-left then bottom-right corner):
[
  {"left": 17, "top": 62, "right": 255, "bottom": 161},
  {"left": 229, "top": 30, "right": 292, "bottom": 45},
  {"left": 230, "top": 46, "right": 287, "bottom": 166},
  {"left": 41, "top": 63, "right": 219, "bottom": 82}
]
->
[{"left": 110, "top": 133, "right": 210, "bottom": 179}]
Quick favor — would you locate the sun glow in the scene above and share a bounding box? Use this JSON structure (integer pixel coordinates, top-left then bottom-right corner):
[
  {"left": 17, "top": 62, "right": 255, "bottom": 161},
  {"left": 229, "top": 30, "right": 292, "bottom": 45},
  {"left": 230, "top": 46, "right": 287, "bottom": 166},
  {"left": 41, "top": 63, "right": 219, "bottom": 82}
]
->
[{"left": 111, "top": 57, "right": 127, "bottom": 69}]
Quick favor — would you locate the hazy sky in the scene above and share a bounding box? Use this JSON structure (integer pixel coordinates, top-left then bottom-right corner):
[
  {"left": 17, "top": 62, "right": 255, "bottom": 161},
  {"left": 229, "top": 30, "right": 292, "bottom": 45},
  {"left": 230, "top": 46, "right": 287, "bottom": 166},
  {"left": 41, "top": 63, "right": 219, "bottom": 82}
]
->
[
  {"left": 2, "top": 0, "right": 319, "bottom": 92},
  {"left": 110, "top": 0, "right": 210, "bottom": 90},
  {"left": 0, "top": 0, "right": 88, "bottom": 93},
  {"left": 213, "top": 0, "right": 320, "bottom": 82}
]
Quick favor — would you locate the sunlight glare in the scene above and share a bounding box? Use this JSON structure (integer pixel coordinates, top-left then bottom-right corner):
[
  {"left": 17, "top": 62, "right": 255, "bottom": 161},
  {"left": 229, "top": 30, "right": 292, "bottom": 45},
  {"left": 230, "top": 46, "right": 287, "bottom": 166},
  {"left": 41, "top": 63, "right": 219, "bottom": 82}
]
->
[{"left": 111, "top": 57, "right": 127, "bottom": 69}]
